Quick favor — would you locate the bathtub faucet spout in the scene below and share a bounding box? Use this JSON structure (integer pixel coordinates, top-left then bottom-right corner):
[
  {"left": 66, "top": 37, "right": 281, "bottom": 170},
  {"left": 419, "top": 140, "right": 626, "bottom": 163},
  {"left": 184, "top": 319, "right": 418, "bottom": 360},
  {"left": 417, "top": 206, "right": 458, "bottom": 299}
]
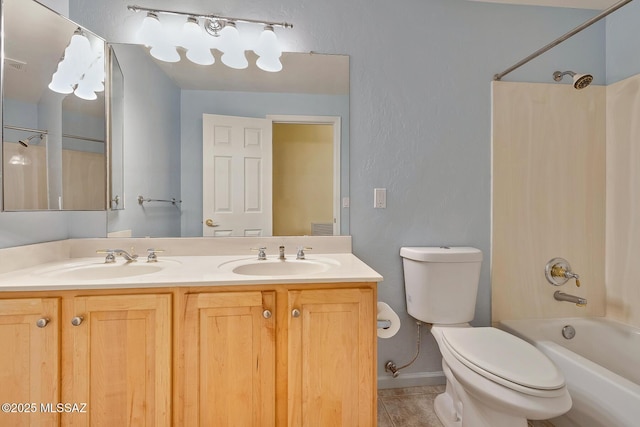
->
[{"left": 554, "top": 290, "right": 587, "bottom": 306}]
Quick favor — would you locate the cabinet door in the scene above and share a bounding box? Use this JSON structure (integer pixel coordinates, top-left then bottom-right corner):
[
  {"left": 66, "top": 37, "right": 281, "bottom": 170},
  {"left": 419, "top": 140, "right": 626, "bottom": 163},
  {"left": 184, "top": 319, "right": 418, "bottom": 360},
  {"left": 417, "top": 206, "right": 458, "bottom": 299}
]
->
[
  {"left": 67, "top": 294, "right": 171, "bottom": 427},
  {"left": 288, "top": 288, "right": 375, "bottom": 427},
  {"left": 183, "top": 291, "right": 276, "bottom": 426},
  {"left": 0, "top": 298, "right": 60, "bottom": 427}
]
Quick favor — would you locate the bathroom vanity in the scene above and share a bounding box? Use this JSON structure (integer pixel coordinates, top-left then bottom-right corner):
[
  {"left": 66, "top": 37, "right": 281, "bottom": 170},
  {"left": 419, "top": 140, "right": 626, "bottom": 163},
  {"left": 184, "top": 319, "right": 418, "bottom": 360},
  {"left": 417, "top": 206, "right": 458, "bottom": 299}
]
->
[{"left": 0, "top": 237, "right": 381, "bottom": 426}]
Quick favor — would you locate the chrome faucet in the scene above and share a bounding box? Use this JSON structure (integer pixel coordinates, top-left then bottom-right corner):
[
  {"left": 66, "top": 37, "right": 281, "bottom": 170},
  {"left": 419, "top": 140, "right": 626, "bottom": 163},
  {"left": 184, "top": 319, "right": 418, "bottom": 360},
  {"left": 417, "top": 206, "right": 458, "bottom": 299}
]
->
[
  {"left": 279, "top": 245, "right": 286, "bottom": 260},
  {"left": 251, "top": 247, "right": 267, "bottom": 260},
  {"left": 554, "top": 291, "right": 587, "bottom": 306},
  {"left": 296, "top": 246, "right": 312, "bottom": 260},
  {"left": 146, "top": 248, "right": 164, "bottom": 262},
  {"left": 97, "top": 249, "right": 138, "bottom": 263}
]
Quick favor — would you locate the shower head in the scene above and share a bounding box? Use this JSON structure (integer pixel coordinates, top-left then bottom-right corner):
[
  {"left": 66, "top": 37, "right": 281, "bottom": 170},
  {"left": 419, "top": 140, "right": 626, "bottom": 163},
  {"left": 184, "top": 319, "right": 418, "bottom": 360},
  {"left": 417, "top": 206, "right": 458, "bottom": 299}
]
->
[
  {"left": 18, "top": 134, "right": 44, "bottom": 147},
  {"left": 553, "top": 70, "right": 593, "bottom": 90}
]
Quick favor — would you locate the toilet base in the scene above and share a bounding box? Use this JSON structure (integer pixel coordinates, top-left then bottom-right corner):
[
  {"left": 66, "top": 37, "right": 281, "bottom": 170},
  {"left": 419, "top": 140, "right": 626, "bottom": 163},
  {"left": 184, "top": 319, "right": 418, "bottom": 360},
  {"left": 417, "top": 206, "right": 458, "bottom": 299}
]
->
[
  {"left": 435, "top": 360, "right": 529, "bottom": 427},
  {"left": 433, "top": 385, "right": 461, "bottom": 427}
]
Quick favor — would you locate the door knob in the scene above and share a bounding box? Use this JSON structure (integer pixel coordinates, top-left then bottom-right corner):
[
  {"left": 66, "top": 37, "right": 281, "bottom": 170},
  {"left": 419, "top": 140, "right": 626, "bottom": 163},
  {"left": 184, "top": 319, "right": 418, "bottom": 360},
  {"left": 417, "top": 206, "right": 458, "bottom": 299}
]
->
[
  {"left": 36, "top": 318, "right": 50, "bottom": 328},
  {"left": 71, "top": 316, "right": 84, "bottom": 326},
  {"left": 263, "top": 309, "right": 272, "bottom": 319},
  {"left": 291, "top": 309, "right": 301, "bottom": 318},
  {"left": 205, "top": 219, "right": 218, "bottom": 227}
]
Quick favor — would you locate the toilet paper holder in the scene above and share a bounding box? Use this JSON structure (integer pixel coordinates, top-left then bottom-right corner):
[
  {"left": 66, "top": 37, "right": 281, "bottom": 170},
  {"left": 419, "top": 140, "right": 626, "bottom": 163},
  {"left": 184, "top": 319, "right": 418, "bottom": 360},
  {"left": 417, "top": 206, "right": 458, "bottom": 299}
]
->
[{"left": 377, "top": 319, "right": 392, "bottom": 329}]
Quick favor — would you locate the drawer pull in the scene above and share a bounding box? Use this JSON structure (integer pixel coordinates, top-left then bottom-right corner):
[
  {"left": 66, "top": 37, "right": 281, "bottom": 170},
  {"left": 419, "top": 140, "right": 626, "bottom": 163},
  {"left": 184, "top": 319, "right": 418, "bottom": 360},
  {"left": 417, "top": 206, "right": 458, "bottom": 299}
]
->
[
  {"left": 263, "top": 310, "right": 272, "bottom": 319},
  {"left": 36, "top": 318, "right": 49, "bottom": 328},
  {"left": 291, "top": 309, "right": 300, "bottom": 318},
  {"left": 71, "top": 316, "right": 84, "bottom": 326}
]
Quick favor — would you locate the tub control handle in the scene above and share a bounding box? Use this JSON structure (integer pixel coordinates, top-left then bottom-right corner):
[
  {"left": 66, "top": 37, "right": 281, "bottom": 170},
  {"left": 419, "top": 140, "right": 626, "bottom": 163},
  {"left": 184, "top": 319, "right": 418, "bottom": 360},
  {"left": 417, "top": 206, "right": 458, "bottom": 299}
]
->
[{"left": 545, "top": 258, "right": 580, "bottom": 287}]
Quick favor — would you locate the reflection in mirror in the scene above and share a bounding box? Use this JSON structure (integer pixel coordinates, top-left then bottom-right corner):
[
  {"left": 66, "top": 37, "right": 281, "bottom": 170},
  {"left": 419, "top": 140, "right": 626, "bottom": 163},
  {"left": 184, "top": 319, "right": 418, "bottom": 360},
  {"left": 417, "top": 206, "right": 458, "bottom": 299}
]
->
[
  {"left": 108, "top": 47, "right": 125, "bottom": 210},
  {"left": 1, "top": 0, "right": 106, "bottom": 211},
  {"left": 107, "top": 45, "right": 349, "bottom": 238}
]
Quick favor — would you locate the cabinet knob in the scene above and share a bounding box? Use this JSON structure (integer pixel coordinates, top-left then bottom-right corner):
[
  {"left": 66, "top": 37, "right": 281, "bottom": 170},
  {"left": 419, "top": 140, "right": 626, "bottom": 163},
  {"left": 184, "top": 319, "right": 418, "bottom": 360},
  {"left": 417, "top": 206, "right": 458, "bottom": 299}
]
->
[
  {"left": 71, "top": 316, "right": 84, "bottom": 326},
  {"left": 291, "top": 309, "right": 301, "bottom": 318},
  {"left": 36, "top": 318, "right": 49, "bottom": 328},
  {"left": 263, "top": 309, "right": 272, "bottom": 319}
]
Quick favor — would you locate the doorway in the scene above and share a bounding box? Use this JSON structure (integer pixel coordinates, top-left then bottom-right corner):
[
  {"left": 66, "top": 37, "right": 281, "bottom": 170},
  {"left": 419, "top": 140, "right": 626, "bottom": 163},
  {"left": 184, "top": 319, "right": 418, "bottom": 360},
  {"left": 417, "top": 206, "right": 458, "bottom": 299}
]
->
[{"left": 269, "top": 115, "right": 341, "bottom": 236}]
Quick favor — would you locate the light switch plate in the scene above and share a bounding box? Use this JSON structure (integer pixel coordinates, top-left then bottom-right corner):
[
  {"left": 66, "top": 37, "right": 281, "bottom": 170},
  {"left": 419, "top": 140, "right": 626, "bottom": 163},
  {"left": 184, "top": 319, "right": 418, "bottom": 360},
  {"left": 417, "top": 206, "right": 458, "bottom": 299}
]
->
[{"left": 374, "top": 188, "right": 386, "bottom": 208}]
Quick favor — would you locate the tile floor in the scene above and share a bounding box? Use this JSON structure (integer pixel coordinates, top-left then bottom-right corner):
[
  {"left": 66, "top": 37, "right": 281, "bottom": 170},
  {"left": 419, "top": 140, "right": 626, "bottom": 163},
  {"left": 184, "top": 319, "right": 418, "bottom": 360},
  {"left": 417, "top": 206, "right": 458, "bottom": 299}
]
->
[
  {"left": 377, "top": 386, "right": 556, "bottom": 427},
  {"left": 378, "top": 385, "right": 446, "bottom": 427}
]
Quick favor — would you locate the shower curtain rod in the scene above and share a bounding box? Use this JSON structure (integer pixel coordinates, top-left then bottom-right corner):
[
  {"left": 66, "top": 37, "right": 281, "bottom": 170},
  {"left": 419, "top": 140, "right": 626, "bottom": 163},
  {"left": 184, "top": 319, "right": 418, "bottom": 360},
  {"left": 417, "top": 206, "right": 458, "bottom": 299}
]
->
[{"left": 493, "top": 0, "right": 633, "bottom": 81}]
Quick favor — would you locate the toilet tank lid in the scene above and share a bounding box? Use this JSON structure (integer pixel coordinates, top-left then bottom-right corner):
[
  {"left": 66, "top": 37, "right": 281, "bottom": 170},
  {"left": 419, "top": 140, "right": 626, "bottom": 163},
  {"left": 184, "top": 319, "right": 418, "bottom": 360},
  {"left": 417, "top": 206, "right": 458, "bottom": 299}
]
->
[{"left": 400, "top": 247, "right": 482, "bottom": 262}]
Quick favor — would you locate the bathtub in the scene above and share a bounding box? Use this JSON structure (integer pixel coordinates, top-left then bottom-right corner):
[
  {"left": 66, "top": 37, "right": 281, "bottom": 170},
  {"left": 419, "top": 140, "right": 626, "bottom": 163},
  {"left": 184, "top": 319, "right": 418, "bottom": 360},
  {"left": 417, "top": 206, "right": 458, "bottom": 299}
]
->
[{"left": 499, "top": 317, "right": 640, "bottom": 427}]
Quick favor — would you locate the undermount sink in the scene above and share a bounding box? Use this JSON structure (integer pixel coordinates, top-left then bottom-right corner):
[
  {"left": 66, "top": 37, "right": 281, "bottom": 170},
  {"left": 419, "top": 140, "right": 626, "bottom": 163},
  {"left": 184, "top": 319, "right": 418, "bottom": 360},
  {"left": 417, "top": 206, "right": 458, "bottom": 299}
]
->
[
  {"left": 34, "top": 260, "right": 177, "bottom": 281},
  {"left": 219, "top": 257, "right": 340, "bottom": 276}
]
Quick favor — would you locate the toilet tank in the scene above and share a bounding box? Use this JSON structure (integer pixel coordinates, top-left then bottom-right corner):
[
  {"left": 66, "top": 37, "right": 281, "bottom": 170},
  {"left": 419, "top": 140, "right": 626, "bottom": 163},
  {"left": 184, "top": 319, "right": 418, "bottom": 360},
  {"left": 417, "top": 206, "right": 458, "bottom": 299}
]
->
[{"left": 400, "top": 247, "right": 482, "bottom": 324}]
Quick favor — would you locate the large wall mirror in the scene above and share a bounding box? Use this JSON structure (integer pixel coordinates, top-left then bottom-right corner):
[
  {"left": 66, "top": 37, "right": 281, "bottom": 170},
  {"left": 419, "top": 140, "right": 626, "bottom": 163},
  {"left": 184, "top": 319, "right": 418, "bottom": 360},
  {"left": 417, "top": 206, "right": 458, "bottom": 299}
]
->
[
  {"left": 1, "top": 0, "right": 350, "bottom": 238},
  {"left": 107, "top": 44, "right": 349, "bottom": 238},
  {"left": 1, "top": 0, "right": 107, "bottom": 211}
]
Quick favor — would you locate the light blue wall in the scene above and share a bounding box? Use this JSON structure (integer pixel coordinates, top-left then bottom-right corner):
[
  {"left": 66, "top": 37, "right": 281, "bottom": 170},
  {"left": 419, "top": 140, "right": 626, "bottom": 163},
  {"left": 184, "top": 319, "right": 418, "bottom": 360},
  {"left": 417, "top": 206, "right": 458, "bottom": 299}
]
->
[
  {"left": 180, "top": 90, "right": 349, "bottom": 237},
  {"left": 7, "top": 0, "right": 608, "bottom": 379},
  {"left": 606, "top": 0, "right": 640, "bottom": 83}
]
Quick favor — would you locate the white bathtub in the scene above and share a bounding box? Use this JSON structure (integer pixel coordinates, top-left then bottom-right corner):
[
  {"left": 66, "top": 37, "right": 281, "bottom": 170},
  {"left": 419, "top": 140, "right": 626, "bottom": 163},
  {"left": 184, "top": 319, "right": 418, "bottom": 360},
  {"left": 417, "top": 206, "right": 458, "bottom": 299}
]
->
[{"left": 499, "top": 317, "right": 640, "bottom": 427}]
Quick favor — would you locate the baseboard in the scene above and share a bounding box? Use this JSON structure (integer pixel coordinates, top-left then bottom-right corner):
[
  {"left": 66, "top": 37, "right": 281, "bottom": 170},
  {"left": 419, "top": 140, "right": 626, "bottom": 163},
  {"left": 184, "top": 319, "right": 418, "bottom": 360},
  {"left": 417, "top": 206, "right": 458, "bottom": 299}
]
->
[{"left": 377, "top": 370, "right": 446, "bottom": 389}]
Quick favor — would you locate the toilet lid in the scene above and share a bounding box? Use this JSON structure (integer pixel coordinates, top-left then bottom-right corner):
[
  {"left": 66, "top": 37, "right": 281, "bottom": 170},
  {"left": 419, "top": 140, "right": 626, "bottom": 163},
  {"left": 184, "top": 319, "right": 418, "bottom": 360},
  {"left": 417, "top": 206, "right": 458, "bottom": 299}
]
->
[{"left": 441, "top": 327, "right": 565, "bottom": 391}]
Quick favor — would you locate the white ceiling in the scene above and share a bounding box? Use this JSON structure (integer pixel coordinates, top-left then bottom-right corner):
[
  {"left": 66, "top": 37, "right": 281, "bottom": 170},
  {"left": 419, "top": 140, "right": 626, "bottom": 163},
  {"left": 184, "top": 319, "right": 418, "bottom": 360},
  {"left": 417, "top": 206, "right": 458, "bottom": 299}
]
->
[{"left": 467, "top": 0, "right": 620, "bottom": 10}]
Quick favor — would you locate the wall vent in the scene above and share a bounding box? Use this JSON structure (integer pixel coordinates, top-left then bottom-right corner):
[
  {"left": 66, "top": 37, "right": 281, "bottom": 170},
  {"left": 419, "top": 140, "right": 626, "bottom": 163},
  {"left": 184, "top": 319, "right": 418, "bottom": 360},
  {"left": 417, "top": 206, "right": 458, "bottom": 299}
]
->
[
  {"left": 4, "top": 58, "right": 27, "bottom": 72},
  {"left": 311, "top": 222, "right": 333, "bottom": 236}
]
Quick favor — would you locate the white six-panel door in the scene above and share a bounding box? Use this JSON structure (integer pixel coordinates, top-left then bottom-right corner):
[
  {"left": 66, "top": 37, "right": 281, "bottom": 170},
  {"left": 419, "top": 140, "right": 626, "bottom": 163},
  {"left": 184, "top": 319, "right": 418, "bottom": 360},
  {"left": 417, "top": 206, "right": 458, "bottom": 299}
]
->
[{"left": 202, "top": 114, "right": 273, "bottom": 237}]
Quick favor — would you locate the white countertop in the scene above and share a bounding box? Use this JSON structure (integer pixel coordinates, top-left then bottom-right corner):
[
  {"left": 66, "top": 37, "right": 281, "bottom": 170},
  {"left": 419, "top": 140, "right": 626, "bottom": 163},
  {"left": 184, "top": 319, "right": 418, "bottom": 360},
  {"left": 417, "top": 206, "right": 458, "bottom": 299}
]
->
[{"left": 0, "top": 253, "right": 383, "bottom": 292}]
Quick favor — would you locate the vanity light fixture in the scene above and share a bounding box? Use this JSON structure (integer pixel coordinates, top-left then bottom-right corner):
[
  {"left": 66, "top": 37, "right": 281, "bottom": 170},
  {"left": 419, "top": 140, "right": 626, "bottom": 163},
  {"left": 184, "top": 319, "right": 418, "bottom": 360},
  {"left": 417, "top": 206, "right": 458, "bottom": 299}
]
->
[
  {"left": 48, "top": 28, "right": 105, "bottom": 100},
  {"left": 127, "top": 4, "right": 293, "bottom": 72}
]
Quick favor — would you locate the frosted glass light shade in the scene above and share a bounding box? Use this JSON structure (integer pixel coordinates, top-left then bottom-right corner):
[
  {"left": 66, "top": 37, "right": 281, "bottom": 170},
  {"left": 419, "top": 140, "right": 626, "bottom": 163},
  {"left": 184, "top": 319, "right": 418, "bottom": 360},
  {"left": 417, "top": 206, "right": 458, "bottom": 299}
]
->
[
  {"left": 255, "top": 27, "right": 282, "bottom": 72},
  {"left": 182, "top": 17, "right": 202, "bottom": 48},
  {"left": 256, "top": 56, "right": 282, "bottom": 72},
  {"left": 74, "top": 81, "right": 97, "bottom": 100},
  {"left": 219, "top": 23, "right": 248, "bottom": 69},
  {"left": 48, "top": 71, "right": 74, "bottom": 94},
  {"left": 186, "top": 47, "right": 215, "bottom": 65},
  {"left": 182, "top": 17, "right": 214, "bottom": 65},
  {"left": 138, "top": 13, "right": 162, "bottom": 47},
  {"left": 255, "top": 27, "right": 281, "bottom": 57},
  {"left": 150, "top": 44, "right": 180, "bottom": 63}
]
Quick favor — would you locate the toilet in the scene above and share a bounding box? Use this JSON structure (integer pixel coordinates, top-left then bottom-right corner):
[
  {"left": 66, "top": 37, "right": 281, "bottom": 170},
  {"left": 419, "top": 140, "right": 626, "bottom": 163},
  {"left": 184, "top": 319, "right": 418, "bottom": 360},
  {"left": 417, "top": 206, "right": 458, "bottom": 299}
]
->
[{"left": 400, "top": 246, "right": 571, "bottom": 427}]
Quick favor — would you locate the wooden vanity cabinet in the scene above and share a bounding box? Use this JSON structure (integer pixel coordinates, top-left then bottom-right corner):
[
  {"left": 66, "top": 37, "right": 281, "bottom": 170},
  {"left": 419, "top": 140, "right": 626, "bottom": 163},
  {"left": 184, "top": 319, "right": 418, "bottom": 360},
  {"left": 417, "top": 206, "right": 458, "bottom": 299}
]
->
[
  {"left": 0, "top": 281, "right": 376, "bottom": 427},
  {"left": 64, "top": 293, "right": 172, "bottom": 427},
  {"left": 182, "top": 291, "right": 277, "bottom": 426},
  {"left": 0, "top": 291, "right": 172, "bottom": 427},
  {"left": 0, "top": 297, "right": 60, "bottom": 427},
  {"left": 180, "top": 283, "right": 377, "bottom": 427},
  {"left": 286, "top": 287, "right": 375, "bottom": 427}
]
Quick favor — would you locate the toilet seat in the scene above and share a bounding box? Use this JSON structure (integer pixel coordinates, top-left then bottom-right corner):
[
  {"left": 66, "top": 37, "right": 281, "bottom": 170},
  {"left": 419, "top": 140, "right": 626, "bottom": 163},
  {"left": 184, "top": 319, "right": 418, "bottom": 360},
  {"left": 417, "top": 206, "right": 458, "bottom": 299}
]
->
[{"left": 440, "top": 327, "right": 565, "bottom": 397}]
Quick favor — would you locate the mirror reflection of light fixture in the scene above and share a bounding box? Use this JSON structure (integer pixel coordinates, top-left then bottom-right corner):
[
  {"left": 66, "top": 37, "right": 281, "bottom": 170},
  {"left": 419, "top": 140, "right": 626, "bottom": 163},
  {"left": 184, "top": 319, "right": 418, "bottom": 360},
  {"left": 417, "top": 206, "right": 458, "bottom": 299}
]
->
[
  {"left": 48, "top": 28, "right": 105, "bottom": 100},
  {"left": 9, "top": 154, "right": 31, "bottom": 166},
  {"left": 127, "top": 5, "right": 293, "bottom": 71}
]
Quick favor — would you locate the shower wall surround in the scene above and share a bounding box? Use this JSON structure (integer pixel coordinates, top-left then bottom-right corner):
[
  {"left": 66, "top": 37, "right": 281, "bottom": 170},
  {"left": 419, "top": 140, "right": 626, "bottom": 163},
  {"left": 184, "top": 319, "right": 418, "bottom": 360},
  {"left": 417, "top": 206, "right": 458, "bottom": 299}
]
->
[
  {"left": 493, "top": 75, "right": 640, "bottom": 329},
  {"left": 605, "top": 73, "right": 640, "bottom": 328},
  {"left": 492, "top": 81, "right": 607, "bottom": 322}
]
